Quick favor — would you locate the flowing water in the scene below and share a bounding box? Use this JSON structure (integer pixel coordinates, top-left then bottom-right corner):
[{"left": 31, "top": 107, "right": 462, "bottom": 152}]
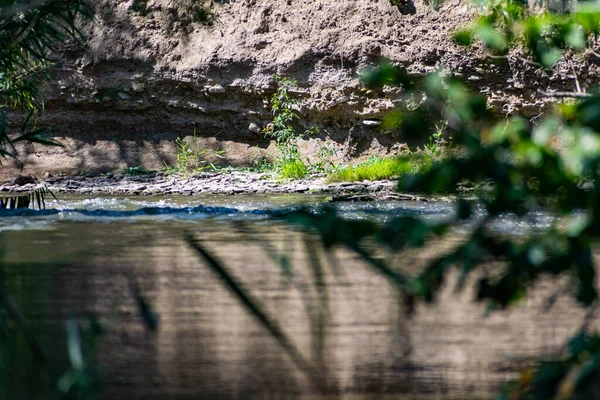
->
[{"left": 0, "top": 194, "right": 589, "bottom": 399}]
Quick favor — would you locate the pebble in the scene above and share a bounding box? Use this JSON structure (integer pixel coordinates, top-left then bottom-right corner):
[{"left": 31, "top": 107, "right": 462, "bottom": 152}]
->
[
  {"left": 248, "top": 122, "right": 262, "bottom": 134},
  {"left": 206, "top": 85, "right": 226, "bottom": 94},
  {"left": 362, "top": 120, "right": 381, "bottom": 126}
]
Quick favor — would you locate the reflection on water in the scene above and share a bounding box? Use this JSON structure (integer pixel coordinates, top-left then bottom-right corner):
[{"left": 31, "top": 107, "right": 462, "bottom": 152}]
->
[{"left": 0, "top": 195, "right": 591, "bottom": 399}]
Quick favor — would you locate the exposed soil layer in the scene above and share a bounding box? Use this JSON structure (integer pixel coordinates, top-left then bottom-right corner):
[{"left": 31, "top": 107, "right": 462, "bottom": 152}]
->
[{"left": 4, "top": 0, "right": 599, "bottom": 178}]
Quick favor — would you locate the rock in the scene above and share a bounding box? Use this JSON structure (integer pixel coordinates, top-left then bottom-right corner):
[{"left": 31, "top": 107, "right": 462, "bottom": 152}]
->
[
  {"left": 12, "top": 175, "right": 37, "bottom": 186},
  {"left": 362, "top": 120, "right": 381, "bottom": 126},
  {"left": 248, "top": 122, "right": 262, "bottom": 134},
  {"left": 65, "top": 180, "right": 81, "bottom": 188},
  {"left": 367, "top": 184, "right": 384, "bottom": 192},
  {"left": 118, "top": 92, "right": 130, "bottom": 100},
  {"left": 293, "top": 185, "right": 309, "bottom": 192},
  {"left": 27, "top": 168, "right": 406, "bottom": 198},
  {"left": 43, "top": 172, "right": 53, "bottom": 179},
  {"left": 206, "top": 85, "right": 226, "bottom": 94},
  {"left": 326, "top": 96, "right": 350, "bottom": 108},
  {"left": 343, "top": 184, "right": 366, "bottom": 192}
]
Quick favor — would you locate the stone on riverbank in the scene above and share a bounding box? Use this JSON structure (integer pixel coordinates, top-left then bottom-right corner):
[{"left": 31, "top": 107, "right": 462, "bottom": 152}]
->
[{"left": 1, "top": 172, "right": 410, "bottom": 200}]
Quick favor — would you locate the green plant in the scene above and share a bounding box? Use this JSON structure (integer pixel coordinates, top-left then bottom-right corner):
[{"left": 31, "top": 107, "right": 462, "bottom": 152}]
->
[
  {"left": 309, "top": 141, "right": 342, "bottom": 174},
  {"left": 424, "top": 125, "right": 449, "bottom": 158},
  {"left": 280, "top": 159, "right": 308, "bottom": 179},
  {"left": 173, "top": 137, "right": 194, "bottom": 172},
  {"left": 192, "top": 3, "right": 215, "bottom": 25},
  {"left": 327, "top": 153, "right": 434, "bottom": 183},
  {"left": 263, "top": 76, "right": 300, "bottom": 159},
  {"left": 165, "top": 124, "right": 225, "bottom": 176},
  {"left": 332, "top": 50, "right": 600, "bottom": 397},
  {"left": 428, "top": 0, "right": 443, "bottom": 11},
  {"left": 130, "top": 0, "right": 150, "bottom": 15},
  {"left": 263, "top": 75, "right": 313, "bottom": 179},
  {"left": 250, "top": 155, "right": 274, "bottom": 173},
  {"left": 0, "top": 187, "right": 56, "bottom": 210},
  {"left": 0, "top": 1, "right": 92, "bottom": 161},
  {"left": 0, "top": 111, "right": 62, "bottom": 162},
  {"left": 453, "top": 0, "right": 600, "bottom": 68}
]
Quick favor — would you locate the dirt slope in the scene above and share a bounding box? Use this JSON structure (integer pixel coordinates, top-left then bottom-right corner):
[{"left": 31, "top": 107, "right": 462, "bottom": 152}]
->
[{"left": 4, "top": 0, "right": 598, "bottom": 177}]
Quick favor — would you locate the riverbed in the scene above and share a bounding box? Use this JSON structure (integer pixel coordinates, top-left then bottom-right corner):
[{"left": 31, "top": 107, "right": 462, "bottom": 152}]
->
[{"left": 0, "top": 194, "right": 588, "bottom": 399}]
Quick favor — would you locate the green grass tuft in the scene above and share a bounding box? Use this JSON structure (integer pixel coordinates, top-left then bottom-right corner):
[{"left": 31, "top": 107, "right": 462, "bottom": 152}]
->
[
  {"left": 327, "top": 154, "right": 433, "bottom": 183},
  {"left": 280, "top": 159, "right": 308, "bottom": 179}
]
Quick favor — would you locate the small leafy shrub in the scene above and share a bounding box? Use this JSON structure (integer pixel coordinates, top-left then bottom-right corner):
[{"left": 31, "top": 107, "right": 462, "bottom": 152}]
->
[
  {"left": 311, "top": 142, "right": 342, "bottom": 174},
  {"left": 250, "top": 155, "right": 274, "bottom": 173},
  {"left": 193, "top": 4, "right": 215, "bottom": 25},
  {"left": 130, "top": 0, "right": 150, "bottom": 15},
  {"left": 263, "top": 76, "right": 300, "bottom": 159},
  {"left": 173, "top": 136, "right": 197, "bottom": 172},
  {"left": 428, "top": 0, "right": 443, "bottom": 11},
  {"left": 424, "top": 125, "right": 451, "bottom": 158},
  {"left": 263, "top": 75, "right": 314, "bottom": 179},
  {"left": 280, "top": 159, "right": 308, "bottom": 179},
  {"left": 453, "top": 0, "right": 600, "bottom": 67},
  {"left": 327, "top": 154, "right": 434, "bottom": 183},
  {"left": 165, "top": 125, "right": 224, "bottom": 176},
  {"left": 0, "top": 2, "right": 91, "bottom": 161}
]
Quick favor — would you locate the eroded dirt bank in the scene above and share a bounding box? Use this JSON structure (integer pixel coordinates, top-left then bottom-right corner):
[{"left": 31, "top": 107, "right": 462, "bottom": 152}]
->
[{"left": 4, "top": 0, "right": 600, "bottom": 178}]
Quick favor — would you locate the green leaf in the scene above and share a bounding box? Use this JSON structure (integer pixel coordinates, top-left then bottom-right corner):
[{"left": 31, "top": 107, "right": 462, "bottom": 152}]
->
[
  {"left": 540, "top": 47, "right": 563, "bottom": 68},
  {"left": 453, "top": 29, "right": 473, "bottom": 46},
  {"left": 13, "top": 128, "right": 63, "bottom": 147},
  {"left": 476, "top": 24, "right": 507, "bottom": 52},
  {"left": 565, "top": 25, "right": 586, "bottom": 49}
]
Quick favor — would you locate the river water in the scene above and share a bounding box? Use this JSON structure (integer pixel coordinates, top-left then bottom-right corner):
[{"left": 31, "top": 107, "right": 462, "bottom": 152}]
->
[{"left": 0, "top": 195, "right": 589, "bottom": 399}]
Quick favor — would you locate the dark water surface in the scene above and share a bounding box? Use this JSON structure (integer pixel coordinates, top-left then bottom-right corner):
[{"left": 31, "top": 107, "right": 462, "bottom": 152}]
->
[{"left": 0, "top": 195, "right": 588, "bottom": 399}]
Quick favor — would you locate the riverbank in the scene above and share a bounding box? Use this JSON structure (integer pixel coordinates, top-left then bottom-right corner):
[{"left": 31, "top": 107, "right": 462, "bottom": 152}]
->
[{"left": 0, "top": 171, "right": 413, "bottom": 199}]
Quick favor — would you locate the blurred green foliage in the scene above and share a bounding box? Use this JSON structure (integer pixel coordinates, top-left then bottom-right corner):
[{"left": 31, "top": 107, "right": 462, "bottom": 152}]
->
[
  {"left": 0, "top": 0, "right": 92, "bottom": 110},
  {"left": 454, "top": 0, "right": 600, "bottom": 67},
  {"left": 296, "top": 3, "right": 600, "bottom": 397},
  {"left": 0, "top": 2, "right": 95, "bottom": 399},
  {"left": 0, "top": 0, "right": 92, "bottom": 161}
]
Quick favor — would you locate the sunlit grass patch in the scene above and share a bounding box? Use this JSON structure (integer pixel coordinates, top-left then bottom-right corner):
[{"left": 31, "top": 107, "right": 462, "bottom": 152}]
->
[
  {"left": 280, "top": 159, "right": 309, "bottom": 179},
  {"left": 327, "top": 153, "right": 434, "bottom": 183}
]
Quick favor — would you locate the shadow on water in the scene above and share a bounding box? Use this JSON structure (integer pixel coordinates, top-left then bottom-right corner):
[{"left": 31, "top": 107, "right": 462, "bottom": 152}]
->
[{"left": 0, "top": 196, "right": 591, "bottom": 399}]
